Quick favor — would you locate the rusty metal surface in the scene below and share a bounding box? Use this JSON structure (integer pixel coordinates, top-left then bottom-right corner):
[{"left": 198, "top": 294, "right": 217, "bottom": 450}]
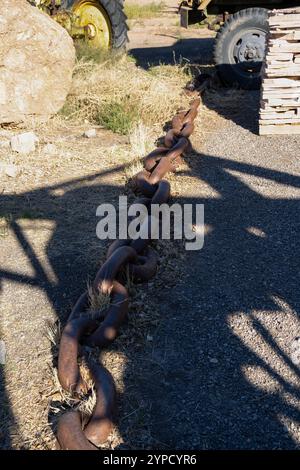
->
[{"left": 55, "top": 94, "right": 202, "bottom": 450}]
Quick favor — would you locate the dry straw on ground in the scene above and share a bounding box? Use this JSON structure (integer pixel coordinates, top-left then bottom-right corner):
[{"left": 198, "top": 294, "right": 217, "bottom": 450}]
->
[
  {"left": 61, "top": 56, "right": 191, "bottom": 133},
  {"left": 124, "top": 2, "right": 165, "bottom": 20}
]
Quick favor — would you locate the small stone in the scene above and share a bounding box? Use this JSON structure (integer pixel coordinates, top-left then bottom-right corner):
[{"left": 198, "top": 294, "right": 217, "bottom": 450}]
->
[
  {"left": 43, "top": 143, "right": 57, "bottom": 155},
  {"left": 83, "top": 129, "right": 97, "bottom": 138},
  {"left": 10, "top": 131, "right": 38, "bottom": 154},
  {"left": 0, "top": 340, "right": 6, "bottom": 365},
  {"left": 0, "top": 162, "right": 18, "bottom": 177},
  {"left": 5, "top": 164, "right": 18, "bottom": 178},
  {"left": 146, "top": 334, "right": 153, "bottom": 342}
]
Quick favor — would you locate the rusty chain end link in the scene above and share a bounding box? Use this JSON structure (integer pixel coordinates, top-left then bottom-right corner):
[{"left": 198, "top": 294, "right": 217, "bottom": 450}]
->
[{"left": 56, "top": 95, "right": 202, "bottom": 450}]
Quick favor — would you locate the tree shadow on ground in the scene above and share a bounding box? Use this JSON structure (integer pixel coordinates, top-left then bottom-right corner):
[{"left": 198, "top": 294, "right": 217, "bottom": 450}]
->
[{"left": 0, "top": 140, "right": 299, "bottom": 448}]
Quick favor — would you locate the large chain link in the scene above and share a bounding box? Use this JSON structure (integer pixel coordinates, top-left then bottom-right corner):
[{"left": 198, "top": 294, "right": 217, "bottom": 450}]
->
[{"left": 55, "top": 92, "right": 202, "bottom": 450}]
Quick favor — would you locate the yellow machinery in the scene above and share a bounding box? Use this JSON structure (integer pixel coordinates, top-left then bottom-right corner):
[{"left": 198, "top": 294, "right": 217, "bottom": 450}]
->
[{"left": 30, "top": 0, "right": 128, "bottom": 51}]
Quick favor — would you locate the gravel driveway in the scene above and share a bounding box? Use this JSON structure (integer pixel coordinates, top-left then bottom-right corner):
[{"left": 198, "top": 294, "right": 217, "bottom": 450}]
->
[{"left": 117, "top": 89, "right": 300, "bottom": 449}]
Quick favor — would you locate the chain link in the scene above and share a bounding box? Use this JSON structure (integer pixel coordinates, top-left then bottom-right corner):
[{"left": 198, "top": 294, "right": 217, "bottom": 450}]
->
[{"left": 55, "top": 92, "right": 202, "bottom": 450}]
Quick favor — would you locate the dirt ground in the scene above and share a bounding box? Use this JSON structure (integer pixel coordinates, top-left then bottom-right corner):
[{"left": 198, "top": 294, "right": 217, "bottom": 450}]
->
[
  {"left": 127, "top": 0, "right": 215, "bottom": 69},
  {"left": 0, "top": 1, "right": 300, "bottom": 450}
]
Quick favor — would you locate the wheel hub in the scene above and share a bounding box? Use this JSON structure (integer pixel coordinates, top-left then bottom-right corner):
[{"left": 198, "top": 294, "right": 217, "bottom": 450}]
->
[
  {"left": 72, "top": 1, "right": 112, "bottom": 49},
  {"left": 233, "top": 30, "right": 266, "bottom": 75}
]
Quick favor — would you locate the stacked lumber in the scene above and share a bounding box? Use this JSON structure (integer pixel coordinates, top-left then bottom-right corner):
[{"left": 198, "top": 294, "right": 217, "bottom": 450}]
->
[{"left": 260, "top": 8, "right": 300, "bottom": 135}]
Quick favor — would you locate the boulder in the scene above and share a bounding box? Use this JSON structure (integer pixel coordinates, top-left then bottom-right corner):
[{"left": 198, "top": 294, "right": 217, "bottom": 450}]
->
[{"left": 0, "top": 0, "right": 75, "bottom": 124}]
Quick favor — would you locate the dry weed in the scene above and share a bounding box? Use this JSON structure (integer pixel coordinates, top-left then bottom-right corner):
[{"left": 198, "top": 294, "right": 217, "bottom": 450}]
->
[
  {"left": 87, "top": 281, "right": 110, "bottom": 313},
  {"left": 61, "top": 56, "right": 191, "bottom": 133},
  {"left": 125, "top": 2, "right": 165, "bottom": 20}
]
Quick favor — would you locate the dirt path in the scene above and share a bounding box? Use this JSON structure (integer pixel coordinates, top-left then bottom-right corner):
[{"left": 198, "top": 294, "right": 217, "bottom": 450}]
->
[{"left": 127, "top": 0, "right": 215, "bottom": 68}]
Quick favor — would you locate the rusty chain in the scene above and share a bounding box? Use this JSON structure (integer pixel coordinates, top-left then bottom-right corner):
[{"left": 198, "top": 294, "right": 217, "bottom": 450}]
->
[{"left": 55, "top": 91, "right": 203, "bottom": 450}]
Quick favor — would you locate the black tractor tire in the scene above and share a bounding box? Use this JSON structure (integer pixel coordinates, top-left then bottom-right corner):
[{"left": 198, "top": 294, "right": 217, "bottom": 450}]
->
[
  {"left": 66, "top": 0, "right": 128, "bottom": 51},
  {"left": 213, "top": 8, "right": 268, "bottom": 90}
]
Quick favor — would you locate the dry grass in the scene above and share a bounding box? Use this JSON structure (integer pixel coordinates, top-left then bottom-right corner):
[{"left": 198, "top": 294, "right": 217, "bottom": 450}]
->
[
  {"left": 60, "top": 56, "right": 191, "bottom": 134},
  {"left": 44, "top": 320, "right": 62, "bottom": 350},
  {"left": 124, "top": 2, "right": 165, "bottom": 20},
  {"left": 0, "top": 214, "right": 12, "bottom": 238},
  {"left": 129, "top": 122, "right": 152, "bottom": 158},
  {"left": 124, "top": 122, "right": 154, "bottom": 181},
  {"left": 45, "top": 321, "right": 96, "bottom": 432},
  {"left": 87, "top": 282, "right": 110, "bottom": 313},
  {"left": 124, "top": 158, "right": 144, "bottom": 183}
]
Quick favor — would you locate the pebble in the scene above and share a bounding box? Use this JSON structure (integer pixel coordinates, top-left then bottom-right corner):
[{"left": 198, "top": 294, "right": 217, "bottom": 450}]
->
[
  {"left": 5, "top": 164, "right": 18, "bottom": 178},
  {"left": 0, "top": 163, "right": 18, "bottom": 177},
  {"left": 83, "top": 129, "right": 97, "bottom": 138},
  {"left": 10, "top": 131, "right": 39, "bottom": 154}
]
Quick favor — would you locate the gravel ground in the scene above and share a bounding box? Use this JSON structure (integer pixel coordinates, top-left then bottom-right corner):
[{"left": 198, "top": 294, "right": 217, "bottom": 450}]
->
[
  {"left": 117, "top": 89, "right": 300, "bottom": 449},
  {"left": 127, "top": 0, "right": 215, "bottom": 69}
]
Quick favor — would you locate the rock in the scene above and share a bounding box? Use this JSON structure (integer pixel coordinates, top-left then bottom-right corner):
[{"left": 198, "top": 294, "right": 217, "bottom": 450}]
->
[
  {"left": 10, "top": 131, "right": 38, "bottom": 154},
  {"left": 0, "top": 0, "right": 75, "bottom": 124},
  {"left": 83, "top": 129, "right": 97, "bottom": 138},
  {"left": 43, "top": 143, "right": 57, "bottom": 155},
  {"left": 0, "top": 162, "right": 18, "bottom": 177},
  {"left": 5, "top": 164, "right": 18, "bottom": 178}
]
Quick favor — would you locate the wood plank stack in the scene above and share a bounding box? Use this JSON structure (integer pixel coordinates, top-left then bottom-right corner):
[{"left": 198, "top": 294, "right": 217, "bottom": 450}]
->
[{"left": 260, "top": 8, "right": 300, "bottom": 135}]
